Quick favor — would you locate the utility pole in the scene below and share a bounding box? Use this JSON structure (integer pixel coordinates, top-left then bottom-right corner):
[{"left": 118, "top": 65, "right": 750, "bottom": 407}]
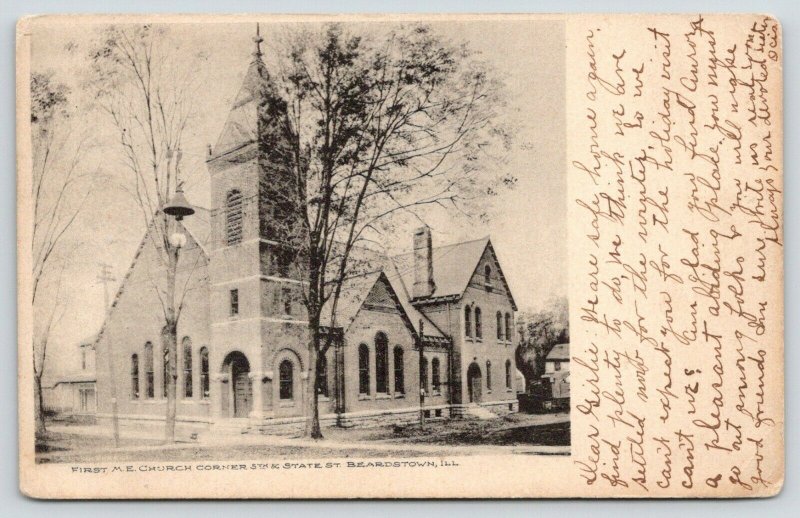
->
[
  {"left": 98, "top": 262, "right": 120, "bottom": 447},
  {"left": 418, "top": 319, "right": 425, "bottom": 429}
]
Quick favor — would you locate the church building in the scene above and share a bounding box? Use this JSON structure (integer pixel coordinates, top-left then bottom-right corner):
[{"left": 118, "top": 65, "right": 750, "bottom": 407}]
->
[{"left": 94, "top": 32, "right": 519, "bottom": 436}]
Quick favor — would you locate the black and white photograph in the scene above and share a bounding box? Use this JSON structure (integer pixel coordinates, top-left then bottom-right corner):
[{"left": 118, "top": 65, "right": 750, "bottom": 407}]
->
[{"left": 26, "top": 17, "right": 568, "bottom": 466}]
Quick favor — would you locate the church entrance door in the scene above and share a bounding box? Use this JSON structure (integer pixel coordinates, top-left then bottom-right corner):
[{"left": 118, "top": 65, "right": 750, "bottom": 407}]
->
[
  {"left": 467, "top": 362, "right": 482, "bottom": 403},
  {"left": 224, "top": 351, "right": 253, "bottom": 418}
]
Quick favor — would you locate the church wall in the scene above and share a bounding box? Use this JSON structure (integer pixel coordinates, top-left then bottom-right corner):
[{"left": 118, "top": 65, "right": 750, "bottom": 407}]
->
[
  {"left": 261, "top": 320, "right": 308, "bottom": 418},
  {"left": 95, "top": 226, "right": 212, "bottom": 429},
  {"left": 457, "top": 279, "right": 518, "bottom": 408},
  {"left": 341, "top": 307, "right": 449, "bottom": 415}
]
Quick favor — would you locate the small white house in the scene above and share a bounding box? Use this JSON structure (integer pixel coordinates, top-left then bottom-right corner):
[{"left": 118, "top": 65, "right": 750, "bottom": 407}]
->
[
  {"left": 42, "top": 339, "right": 97, "bottom": 416},
  {"left": 542, "top": 342, "right": 569, "bottom": 399}
]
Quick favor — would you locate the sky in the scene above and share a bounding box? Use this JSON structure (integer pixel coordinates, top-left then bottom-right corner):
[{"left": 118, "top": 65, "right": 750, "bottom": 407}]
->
[{"left": 28, "top": 17, "right": 566, "bottom": 377}]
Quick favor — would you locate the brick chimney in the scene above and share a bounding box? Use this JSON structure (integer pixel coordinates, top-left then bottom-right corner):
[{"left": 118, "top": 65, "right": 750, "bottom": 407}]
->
[{"left": 413, "top": 225, "right": 435, "bottom": 299}]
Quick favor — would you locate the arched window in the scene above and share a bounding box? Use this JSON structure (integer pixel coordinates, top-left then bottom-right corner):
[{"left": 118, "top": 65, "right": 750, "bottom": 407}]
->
[
  {"left": 505, "top": 359, "right": 512, "bottom": 390},
  {"left": 162, "top": 344, "right": 170, "bottom": 398},
  {"left": 144, "top": 342, "right": 154, "bottom": 399},
  {"left": 358, "top": 344, "right": 370, "bottom": 395},
  {"left": 394, "top": 346, "right": 405, "bottom": 394},
  {"left": 431, "top": 357, "right": 441, "bottom": 395},
  {"left": 226, "top": 189, "right": 243, "bottom": 245},
  {"left": 199, "top": 347, "right": 210, "bottom": 399},
  {"left": 486, "top": 360, "right": 492, "bottom": 390},
  {"left": 420, "top": 356, "right": 429, "bottom": 393},
  {"left": 375, "top": 332, "right": 389, "bottom": 394},
  {"left": 485, "top": 264, "right": 492, "bottom": 285},
  {"left": 317, "top": 353, "right": 329, "bottom": 398},
  {"left": 464, "top": 306, "right": 472, "bottom": 337},
  {"left": 505, "top": 313, "right": 512, "bottom": 341},
  {"left": 496, "top": 311, "right": 503, "bottom": 340},
  {"left": 182, "top": 337, "right": 193, "bottom": 398},
  {"left": 279, "top": 360, "right": 293, "bottom": 400},
  {"left": 475, "top": 307, "right": 483, "bottom": 339},
  {"left": 131, "top": 354, "right": 139, "bottom": 399}
]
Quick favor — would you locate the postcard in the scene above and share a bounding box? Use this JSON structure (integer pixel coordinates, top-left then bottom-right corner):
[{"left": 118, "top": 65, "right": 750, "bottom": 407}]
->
[{"left": 17, "top": 13, "right": 783, "bottom": 498}]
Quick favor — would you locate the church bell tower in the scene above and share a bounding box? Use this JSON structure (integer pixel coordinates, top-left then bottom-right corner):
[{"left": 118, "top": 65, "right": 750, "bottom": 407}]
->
[{"left": 205, "top": 25, "right": 305, "bottom": 421}]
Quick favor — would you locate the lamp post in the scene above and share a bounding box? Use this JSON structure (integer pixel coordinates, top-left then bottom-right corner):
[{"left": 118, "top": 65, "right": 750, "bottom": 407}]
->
[{"left": 161, "top": 154, "right": 195, "bottom": 443}]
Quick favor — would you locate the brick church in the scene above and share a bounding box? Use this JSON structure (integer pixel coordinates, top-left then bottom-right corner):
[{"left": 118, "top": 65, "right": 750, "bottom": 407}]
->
[{"left": 94, "top": 32, "right": 519, "bottom": 435}]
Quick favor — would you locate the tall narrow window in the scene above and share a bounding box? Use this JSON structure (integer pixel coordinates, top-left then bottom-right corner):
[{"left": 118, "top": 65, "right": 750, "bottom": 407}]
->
[
  {"left": 230, "top": 289, "right": 239, "bottom": 316},
  {"left": 282, "top": 287, "right": 292, "bottom": 315},
  {"left": 420, "top": 356, "right": 429, "bottom": 393},
  {"left": 484, "top": 264, "right": 492, "bottom": 286},
  {"left": 226, "top": 189, "right": 243, "bottom": 245},
  {"left": 81, "top": 348, "right": 87, "bottom": 370},
  {"left": 505, "top": 313, "right": 512, "bottom": 341},
  {"left": 199, "top": 347, "right": 210, "bottom": 399},
  {"left": 144, "top": 342, "right": 154, "bottom": 399},
  {"left": 431, "top": 357, "right": 441, "bottom": 395},
  {"left": 163, "top": 344, "right": 169, "bottom": 398},
  {"left": 486, "top": 360, "right": 492, "bottom": 390},
  {"left": 317, "top": 353, "right": 329, "bottom": 398},
  {"left": 394, "top": 346, "right": 405, "bottom": 394},
  {"left": 496, "top": 311, "right": 503, "bottom": 339},
  {"left": 358, "top": 344, "right": 370, "bottom": 395},
  {"left": 505, "top": 359, "right": 512, "bottom": 390},
  {"left": 279, "top": 359, "right": 293, "bottom": 400},
  {"left": 375, "top": 332, "right": 389, "bottom": 393},
  {"left": 464, "top": 306, "right": 472, "bottom": 337},
  {"left": 475, "top": 307, "right": 482, "bottom": 339},
  {"left": 131, "top": 354, "right": 139, "bottom": 399},
  {"left": 182, "top": 337, "right": 193, "bottom": 398}
]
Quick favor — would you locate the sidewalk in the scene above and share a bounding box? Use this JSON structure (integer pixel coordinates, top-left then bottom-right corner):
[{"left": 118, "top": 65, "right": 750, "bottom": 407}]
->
[{"left": 41, "top": 416, "right": 571, "bottom": 461}]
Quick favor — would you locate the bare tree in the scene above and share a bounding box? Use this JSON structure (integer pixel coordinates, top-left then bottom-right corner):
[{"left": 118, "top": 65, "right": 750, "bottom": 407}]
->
[
  {"left": 267, "top": 24, "right": 513, "bottom": 438},
  {"left": 87, "top": 25, "right": 200, "bottom": 443},
  {"left": 515, "top": 296, "right": 569, "bottom": 391},
  {"left": 31, "top": 71, "right": 92, "bottom": 438}
]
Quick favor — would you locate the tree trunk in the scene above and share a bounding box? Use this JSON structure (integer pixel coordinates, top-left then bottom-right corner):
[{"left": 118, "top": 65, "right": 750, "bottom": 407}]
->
[
  {"left": 304, "top": 313, "right": 323, "bottom": 439},
  {"left": 34, "top": 372, "right": 46, "bottom": 439},
  {"left": 163, "top": 231, "right": 179, "bottom": 444},
  {"left": 163, "top": 320, "right": 178, "bottom": 444}
]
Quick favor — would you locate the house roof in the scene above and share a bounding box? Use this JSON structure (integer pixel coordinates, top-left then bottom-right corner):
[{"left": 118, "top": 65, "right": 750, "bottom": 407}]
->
[
  {"left": 389, "top": 236, "right": 517, "bottom": 310},
  {"left": 319, "top": 269, "right": 446, "bottom": 341},
  {"left": 391, "top": 236, "right": 490, "bottom": 303},
  {"left": 320, "top": 270, "right": 383, "bottom": 331},
  {"left": 42, "top": 372, "right": 96, "bottom": 389},
  {"left": 546, "top": 342, "right": 570, "bottom": 361}
]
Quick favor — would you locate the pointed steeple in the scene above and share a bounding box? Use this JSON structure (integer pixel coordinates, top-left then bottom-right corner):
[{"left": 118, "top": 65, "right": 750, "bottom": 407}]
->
[
  {"left": 209, "top": 24, "right": 273, "bottom": 159},
  {"left": 252, "top": 23, "right": 264, "bottom": 62}
]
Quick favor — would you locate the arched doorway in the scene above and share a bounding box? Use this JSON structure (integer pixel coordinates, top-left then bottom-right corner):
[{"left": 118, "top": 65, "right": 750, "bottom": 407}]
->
[
  {"left": 223, "top": 351, "right": 252, "bottom": 418},
  {"left": 467, "top": 362, "right": 482, "bottom": 403}
]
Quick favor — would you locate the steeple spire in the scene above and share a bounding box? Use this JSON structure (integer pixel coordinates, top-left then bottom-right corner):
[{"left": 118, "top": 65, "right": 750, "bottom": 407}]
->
[{"left": 253, "top": 23, "right": 264, "bottom": 61}]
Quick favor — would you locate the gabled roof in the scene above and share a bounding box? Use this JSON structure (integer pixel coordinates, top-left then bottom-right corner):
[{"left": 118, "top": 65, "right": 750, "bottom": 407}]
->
[
  {"left": 320, "top": 270, "right": 383, "bottom": 332},
  {"left": 546, "top": 342, "right": 570, "bottom": 361},
  {"left": 382, "top": 260, "right": 446, "bottom": 340},
  {"left": 390, "top": 236, "right": 517, "bottom": 310},
  {"left": 93, "top": 211, "right": 209, "bottom": 350},
  {"left": 320, "top": 270, "right": 446, "bottom": 342},
  {"left": 391, "top": 236, "right": 490, "bottom": 302}
]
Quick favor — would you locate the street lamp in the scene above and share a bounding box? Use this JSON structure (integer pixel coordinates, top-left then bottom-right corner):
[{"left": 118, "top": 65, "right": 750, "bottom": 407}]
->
[
  {"left": 163, "top": 183, "right": 195, "bottom": 221},
  {"left": 160, "top": 156, "right": 195, "bottom": 442}
]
